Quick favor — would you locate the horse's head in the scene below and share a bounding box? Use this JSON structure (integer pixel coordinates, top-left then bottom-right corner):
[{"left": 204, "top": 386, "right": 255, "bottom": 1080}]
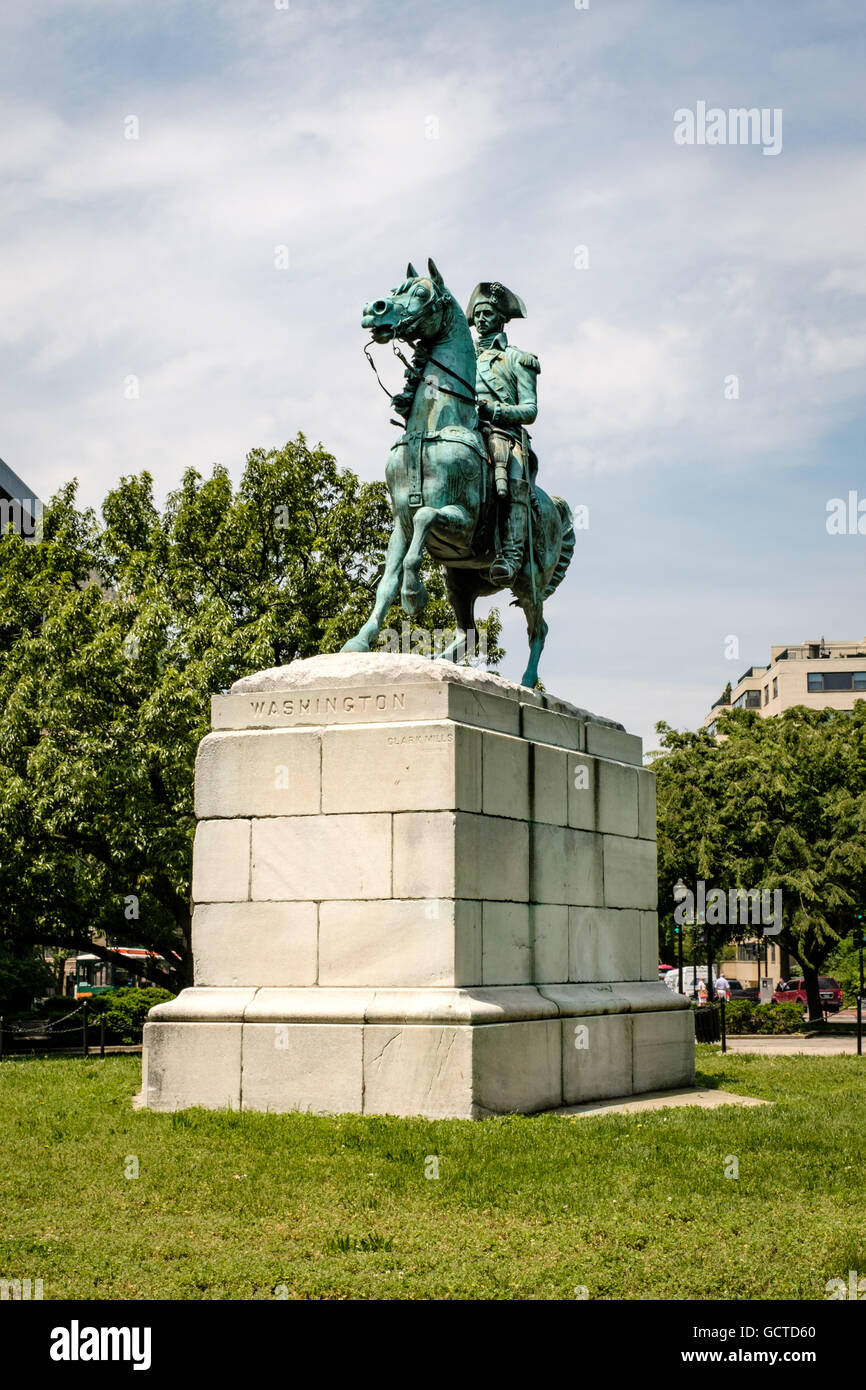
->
[{"left": 362, "top": 258, "right": 450, "bottom": 345}]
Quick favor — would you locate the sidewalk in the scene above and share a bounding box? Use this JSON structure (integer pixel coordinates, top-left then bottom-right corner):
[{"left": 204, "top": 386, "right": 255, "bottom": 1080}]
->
[
  {"left": 0, "top": 1044, "right": 143, "bottom": 1059},
  {"left": 722, "top": 1035, "right": 863, "bottom": 1055},
  {"left": 556, "top": 1087, "right": 768, "bottom": 1117}
]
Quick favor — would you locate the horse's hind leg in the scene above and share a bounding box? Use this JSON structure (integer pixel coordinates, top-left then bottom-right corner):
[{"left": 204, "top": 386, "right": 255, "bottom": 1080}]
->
[
  {"left": 519, "top": 595, "right": 548, "bottom": 688},
  {"left": 440, "top": 569, "right": 480, "bottom": 663},
  {"left": 342, "top": 520, "right": 408, "bottom": 652}
]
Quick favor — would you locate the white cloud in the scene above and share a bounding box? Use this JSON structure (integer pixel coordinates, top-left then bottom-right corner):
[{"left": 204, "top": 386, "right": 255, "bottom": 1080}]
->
[{"left": 1, "top": 0, "right": 865, "bottom": 739}]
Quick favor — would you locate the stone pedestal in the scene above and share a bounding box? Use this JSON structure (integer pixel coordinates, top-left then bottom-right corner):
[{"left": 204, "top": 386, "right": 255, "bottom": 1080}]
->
[{"left": 142, "top": 654, "right": 694, "bottom": 1118}]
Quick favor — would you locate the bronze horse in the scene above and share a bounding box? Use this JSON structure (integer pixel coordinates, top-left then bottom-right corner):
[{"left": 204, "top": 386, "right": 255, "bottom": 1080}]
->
[{"left": 342, "top": 259, "right": 574, "bottom": 687}]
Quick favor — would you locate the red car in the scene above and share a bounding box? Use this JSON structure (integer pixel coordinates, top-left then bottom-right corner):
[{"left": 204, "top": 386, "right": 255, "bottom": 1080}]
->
[{"left": 772, "top": 977, "right": 843, "bottom": 1013}]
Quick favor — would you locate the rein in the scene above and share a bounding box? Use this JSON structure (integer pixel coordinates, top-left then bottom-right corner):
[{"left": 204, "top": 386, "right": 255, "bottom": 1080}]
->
[
  {"left": 362, "top": 339, "right": 476, "bottom": 411},
  {"left": 363, "top": 339, "right": 400, "bottom": 401},
  {"left": 391, "top": 341, "right": 477, "bottom": 404}
]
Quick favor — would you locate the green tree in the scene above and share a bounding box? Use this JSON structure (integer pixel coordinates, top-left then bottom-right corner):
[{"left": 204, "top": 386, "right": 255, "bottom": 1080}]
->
[
  {"left": 653, "top": 705, "right": 866, "bottom": 1022},
  {"left": 0, "top": 437, "right": 503, "bottom": 989},
  {"left": 824, "top": 933, "right": 863, "bottom": 1008},
  {"left": 0, "top": 943, "right": 54, "bottom": 1013}
]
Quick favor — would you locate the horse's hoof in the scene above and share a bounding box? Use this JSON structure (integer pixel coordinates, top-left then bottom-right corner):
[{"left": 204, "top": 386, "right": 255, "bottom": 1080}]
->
[
  {"left": 341, "top": 636, "right": 371, "bottom": 653},
  {"left": 401, "top": 580, "right": 428, "bottom": 617}
]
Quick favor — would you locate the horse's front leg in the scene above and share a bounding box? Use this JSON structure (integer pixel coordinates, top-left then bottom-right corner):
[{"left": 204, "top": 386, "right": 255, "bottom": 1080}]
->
[
  {"left": 342, "top": 520, "right": 409, "bottom": 652},
  {"left": 401, "top": 503, "right": 473, "bottom": 616},
  {"left": 400, "top": 506, "right": 436, "bottom": 616}
]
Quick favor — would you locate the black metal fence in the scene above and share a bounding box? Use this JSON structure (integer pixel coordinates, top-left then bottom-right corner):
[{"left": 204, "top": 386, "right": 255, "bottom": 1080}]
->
[{"left": 0, "top": 1002, "right": 106, "bottom": 1059}]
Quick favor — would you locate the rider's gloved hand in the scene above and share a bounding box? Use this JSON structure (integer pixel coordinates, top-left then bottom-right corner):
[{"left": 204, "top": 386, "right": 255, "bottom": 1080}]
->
[{"left": 390, "top": 390, "right": 414, "bottom": 418}]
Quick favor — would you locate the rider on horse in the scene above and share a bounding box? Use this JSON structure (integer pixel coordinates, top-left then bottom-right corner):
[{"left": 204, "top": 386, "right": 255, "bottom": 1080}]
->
[
  {"left": 465, "top": 282, "right": 540, "bottom": 587},
  {"left": 348, "top": 259, "right": 572, "bottom": 686}
]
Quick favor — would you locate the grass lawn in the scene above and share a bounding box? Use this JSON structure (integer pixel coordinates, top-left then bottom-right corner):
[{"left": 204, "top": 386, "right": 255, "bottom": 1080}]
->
[{"left": 1, "top": 1046, "right": 864, "bottom": 1300}]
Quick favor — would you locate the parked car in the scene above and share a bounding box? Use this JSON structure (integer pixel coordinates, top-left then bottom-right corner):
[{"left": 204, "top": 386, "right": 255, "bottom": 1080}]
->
[
  {"left": 772, "top": 977, "right": 843, "bottom": 1013},
  {"left": 726, "top": 982, "right": 760, "bottom": 1003}
]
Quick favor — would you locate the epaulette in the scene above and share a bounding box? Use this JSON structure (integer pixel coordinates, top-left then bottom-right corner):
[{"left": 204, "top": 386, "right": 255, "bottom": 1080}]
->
[{"left": 512, "top": 349, "right": 540, "bottom": 373}]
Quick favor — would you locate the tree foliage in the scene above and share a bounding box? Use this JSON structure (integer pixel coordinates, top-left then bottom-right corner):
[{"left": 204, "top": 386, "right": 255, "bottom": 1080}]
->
[
  {"left": 0, "top": 436, "right": 503, "bottom": 988},
  {"left": 0, "top": 943, "right": 54, "bottom": 1013},
  {"left": 653, "top": 704, "right": 866, "bottom": 1020}
]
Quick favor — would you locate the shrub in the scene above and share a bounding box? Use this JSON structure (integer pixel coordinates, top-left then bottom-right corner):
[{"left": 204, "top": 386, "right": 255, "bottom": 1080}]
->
[
  {"left": 756, "top": 1001, "right": 809, "bottom": 1033},
  {"left": 722, "top": 1000, "right": 755, "bottom": 1033},
  {"left": 99, "top": 988, "right": 175, "bottom": 1044},
  {"left": 723, "top": 1000, "right": 805, "bottom": 1035}
]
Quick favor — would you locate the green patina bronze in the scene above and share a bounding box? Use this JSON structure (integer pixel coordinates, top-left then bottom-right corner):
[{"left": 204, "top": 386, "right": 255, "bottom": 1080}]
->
[{"left": 342, "top": 259, "right": 574, "bottom": 687}]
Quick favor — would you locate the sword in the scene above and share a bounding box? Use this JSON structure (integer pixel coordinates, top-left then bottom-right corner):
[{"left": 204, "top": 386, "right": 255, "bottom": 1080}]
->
[{"left": 521, "top": 428, "right": 538, "bottom": 606}]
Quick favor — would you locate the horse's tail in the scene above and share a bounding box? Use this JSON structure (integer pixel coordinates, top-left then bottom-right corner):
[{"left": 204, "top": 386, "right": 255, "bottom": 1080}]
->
[{"left": 543, "top": 497, "right": 575, "bottom": 599}]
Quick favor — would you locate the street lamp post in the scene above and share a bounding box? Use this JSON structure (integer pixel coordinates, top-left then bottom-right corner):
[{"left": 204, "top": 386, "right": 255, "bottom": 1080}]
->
[
  {"left": 858, "top": 931, "right": 864, "bottom": 1059},
  {"left": 674, "top": 880, "right": 686, "bottom": 997},
  {"left": 855, "top": 909, "right": 865, "bottom": 1059},
  {"left": 707, "top": 925, "right": 714, "bottom": 1002}
]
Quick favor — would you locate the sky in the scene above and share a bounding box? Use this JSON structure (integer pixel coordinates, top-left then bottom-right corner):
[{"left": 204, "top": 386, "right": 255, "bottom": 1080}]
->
[{"left": 1, "top": 0, "right": 865, "bottom": 752}]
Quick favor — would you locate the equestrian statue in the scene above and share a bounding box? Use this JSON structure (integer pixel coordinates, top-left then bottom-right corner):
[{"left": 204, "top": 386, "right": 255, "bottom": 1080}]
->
[{"left": 341, "top": 259, "right": 575, "bottom": 688}]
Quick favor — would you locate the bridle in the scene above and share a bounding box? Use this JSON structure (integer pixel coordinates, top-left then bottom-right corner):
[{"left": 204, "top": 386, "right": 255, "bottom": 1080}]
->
[{"left": 363, "top": 282, "right": 477, "bottom": 408}]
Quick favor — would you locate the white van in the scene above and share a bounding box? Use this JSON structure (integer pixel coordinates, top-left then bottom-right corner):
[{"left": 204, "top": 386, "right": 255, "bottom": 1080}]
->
[{"left": 664, "top": 966, "right": 716, "bottom": 997}]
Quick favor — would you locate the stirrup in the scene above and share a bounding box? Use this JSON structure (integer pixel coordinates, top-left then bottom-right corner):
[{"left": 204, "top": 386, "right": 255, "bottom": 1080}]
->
[{"left": 490, "top": 552, "right": 521, "bottom": 584}]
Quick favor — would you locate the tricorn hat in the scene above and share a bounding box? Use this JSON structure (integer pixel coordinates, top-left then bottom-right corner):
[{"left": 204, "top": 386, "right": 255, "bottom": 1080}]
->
[{"left": 465, "top": 281, "right": 527, "bottom": 324}]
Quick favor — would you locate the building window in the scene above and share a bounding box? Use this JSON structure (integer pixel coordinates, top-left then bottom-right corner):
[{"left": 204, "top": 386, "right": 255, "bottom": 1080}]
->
[
  {"left": 734, "top": 690, "right": 762, "bottom": 710},
  {"left": 772, "top": 677, "right": 778, "bottom": 699},
  {"left": 737, "top": 943, "right": 762, "bottom": 961},
  {"left": 763, "top": 685, "right": 769, "bottom": 705},
  {"left": 807, "top": 672, "right": 863, "bottom": 693}
]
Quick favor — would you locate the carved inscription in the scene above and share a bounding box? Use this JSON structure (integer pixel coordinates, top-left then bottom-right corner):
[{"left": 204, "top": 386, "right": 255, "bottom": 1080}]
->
[
  {"left": 249, "top": 690, "right": 407, "bottom": 718},
  {"left": 386, "top": 731, "right": 454, "bottom": 746},
  {"left": 212, "top": 683, "right": 455, "bottom": 731}
]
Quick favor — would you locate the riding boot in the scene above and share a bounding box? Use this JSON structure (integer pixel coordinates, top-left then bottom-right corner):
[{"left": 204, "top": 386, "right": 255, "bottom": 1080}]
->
[{"left": 490, "top": 479, "right": 529, "bottom": 585}]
